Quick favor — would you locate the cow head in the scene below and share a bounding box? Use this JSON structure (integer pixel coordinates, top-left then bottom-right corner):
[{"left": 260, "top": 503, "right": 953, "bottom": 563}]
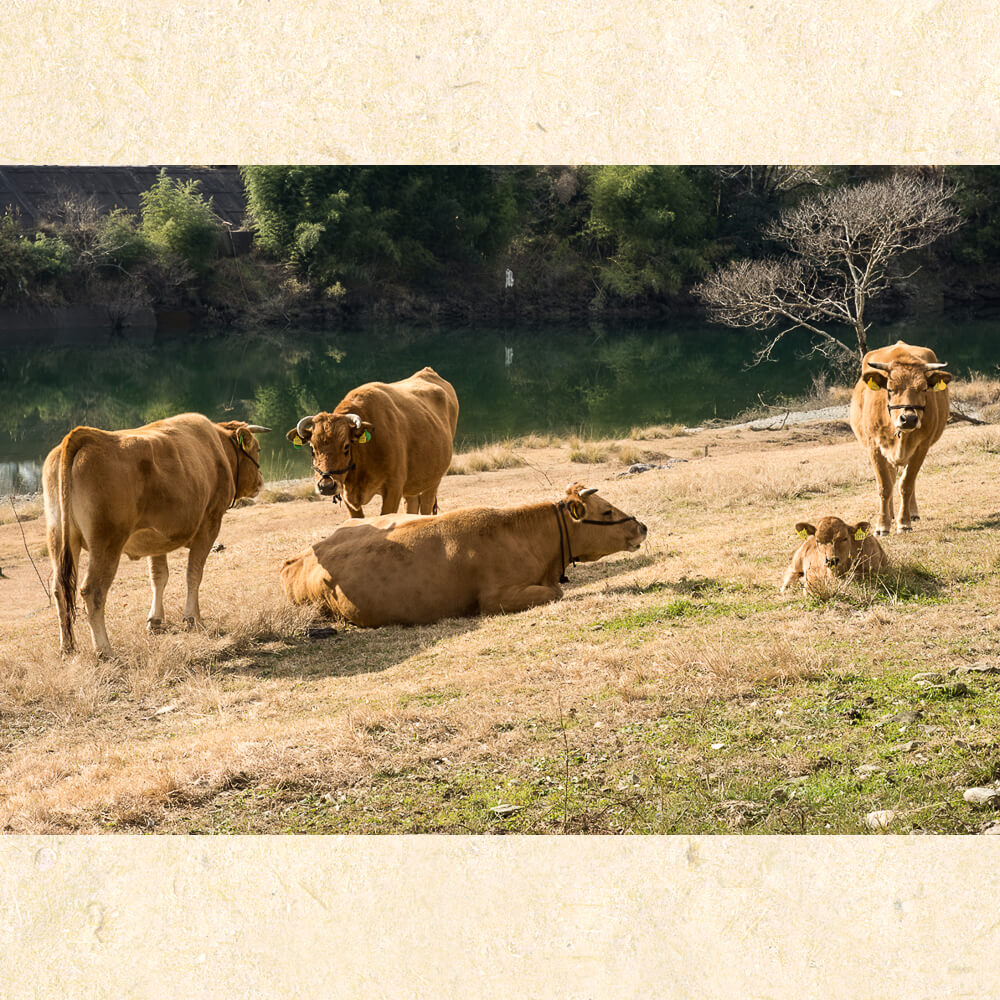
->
[
  {"left": 795, "top": 517, "right": 869, "bottom": 576},
  {"left": 220, "top": 420, "right": 270, "bottom": 499},
  {"left": 561, "top": 483, "right": 647, "bottom": 560},
  {"left": 287, "top": 411, "right": 374, "bottom": 499},
  {"left": 863, "top": 357, "right": 952, "bottom": 436}
]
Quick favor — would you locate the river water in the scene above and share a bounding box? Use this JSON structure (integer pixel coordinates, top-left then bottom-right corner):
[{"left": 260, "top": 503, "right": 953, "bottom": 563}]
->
[{"left": 2, "top": 315, "right": 998, "bottom": 495}]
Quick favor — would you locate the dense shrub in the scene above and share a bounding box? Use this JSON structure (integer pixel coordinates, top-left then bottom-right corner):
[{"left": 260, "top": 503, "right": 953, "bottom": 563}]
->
[
  {"left": 0, "top": 211, "right": 75, "bottom": 303},
  {"left": 139, "top": 170, "right": 221, "bottom": 274}
]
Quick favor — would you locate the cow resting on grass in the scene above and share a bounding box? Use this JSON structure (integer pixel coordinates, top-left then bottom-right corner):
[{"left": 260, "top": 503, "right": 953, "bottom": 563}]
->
[
  {"left": 287, "top": 366, "right": 459, "bottom": 517},
  {"left": 780, "top": 516, "right": 888, "bottom": 595},
  {"left": 280, "top": 484, "right": 648, "bottom": 627},
  {"left": 849, "top": 340, "right": 952, "bottom": 535},
  {"left": 43, "top": 413, "right": 270, "bottom": 658}
]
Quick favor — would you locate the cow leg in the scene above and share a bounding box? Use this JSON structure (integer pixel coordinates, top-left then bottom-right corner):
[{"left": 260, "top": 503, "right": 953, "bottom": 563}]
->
[
  {"left": 147, "top": 554, "right": 169, "bottom": 631},
  {"left": 182, "top": 528, "right": 217, "bottom": 629},
  {"left": 419, "top": 491, "right": 437, "bottom": 515},
  {"left": 379, "top": 488, "right": 403, "bottom": 515},
  {"left": 479, "top": 583, "right": 563, "bottom": 615},
  {"left": 80, "top": 542, "right": 123, "bottom": 659},
  {"left": 404, "top": 495, "right": 420, "bottom": 514},
  {"left": 897, "top": 452, "right": 927, "bottom": 532},
  {"left": 869, "top": 450, "right": 895, "bottom": 535}
]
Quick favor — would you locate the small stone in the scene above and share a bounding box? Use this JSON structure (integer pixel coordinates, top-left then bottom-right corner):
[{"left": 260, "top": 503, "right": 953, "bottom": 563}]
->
[
  {"left": 982, "top": 821, "right": 1000, "bottom": 836},
  {"left": 963, "top": 787, "right": 1000, "bottom": 807},
  {"left": 913, "top": 671, "right": 944, "bottom": 684},
  {"left": 710, "top": 742, "right": 725, "bottom": 750},
  {"left": 952, "top": 662, "right": 999, "bottom": 676},
  {"left": 855, "top": 765, "right": 885, "bottom": 779},
  {"left": 211, "top": 543, "right": 225, "bottom": 552},
  {"left": 888, "top": 740, "right": 920, "bottom": 754},
  {"left": 154, "top": 703, "right": 178, "bottom": 716},
  {"left": 489, "top": 804, "right": 521, "bottom": 817},
  {"left": 865, "top": 809, "right": 896, "bottom": 830},
  {"left": 876, "top": 709, "right": 922, "bottom": 729}
]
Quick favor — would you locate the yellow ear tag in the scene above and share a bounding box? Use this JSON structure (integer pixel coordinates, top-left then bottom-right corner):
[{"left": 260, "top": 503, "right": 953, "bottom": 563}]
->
[
  {"left": 292, "top": 435, "right": 303, "bottom": 449},
  {"left": 797, "top": 528, "right": 809, "bottom": 539},
  {"left": 933, "top": 380, "right": 947, "bottom": 392},
  {"left": 854, "top": 528, "right": 867, "bottom": 541},
  {"left": 866, "top": 377, "right": 881, "bottom": 391},
  {"left": 359, "top": 429, "right": 372, "bottom": 444}
]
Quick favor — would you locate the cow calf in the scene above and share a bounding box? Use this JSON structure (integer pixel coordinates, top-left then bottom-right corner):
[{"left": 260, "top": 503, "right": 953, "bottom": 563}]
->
[{"left": 780, "top": 516, "right": 888, "bottom": 596}]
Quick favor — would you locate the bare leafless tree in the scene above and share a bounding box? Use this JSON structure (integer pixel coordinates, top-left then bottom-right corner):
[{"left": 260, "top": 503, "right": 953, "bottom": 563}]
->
[{"left": 695, "top": 174, "right": 963, "bottom": 364}]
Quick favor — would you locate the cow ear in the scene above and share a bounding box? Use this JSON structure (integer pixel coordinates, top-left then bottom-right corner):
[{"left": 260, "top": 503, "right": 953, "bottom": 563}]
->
[
  {"left": 863, "top": 371, "right": 888, "bottom": 391},
  {"left": 286, "top": 427, "right": 303, "bottom": 445},
  {"left": 352, "top": 421, "right": 374, "bottom": 443},
  {"left": 795, "top": 522, "right": 815, "bottom": 538},
  {"left": 568, "top": 499, "right": 586, "bottom": 521},
  {"left": 929, "top": 372, "right": 952, "bottom": 390}
]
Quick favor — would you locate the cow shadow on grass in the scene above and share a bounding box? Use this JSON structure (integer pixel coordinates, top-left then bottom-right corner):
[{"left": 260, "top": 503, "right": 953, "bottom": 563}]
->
[
  {"left": 248, "top": 613, "right": 485, "bottom": 681},
  {"left": 954, "top": 514, "right": 1000, "bottom": 533}
]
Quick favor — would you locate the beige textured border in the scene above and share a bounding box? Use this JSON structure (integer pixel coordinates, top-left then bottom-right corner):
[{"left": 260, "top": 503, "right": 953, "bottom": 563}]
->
[
  {"left": 1, "top": 0, "right": 998, "bottom": 163},
  {"left": 2, "top": 836, "right": 1000, "bottom": 997},
  {"left": 3, "top": 2, "right": 1000, "bottom": 997}
]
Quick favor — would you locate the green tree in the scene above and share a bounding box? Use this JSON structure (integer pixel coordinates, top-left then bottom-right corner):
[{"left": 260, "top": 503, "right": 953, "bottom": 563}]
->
[
  {"left": 241, "top": 166, "right": 520, "bottom": 290},
  {"left": 582, "top": 166, "right": 716, "bottom": 303},
  {"left": 139, "top": 169, "right": 221, "bottom": 274}
]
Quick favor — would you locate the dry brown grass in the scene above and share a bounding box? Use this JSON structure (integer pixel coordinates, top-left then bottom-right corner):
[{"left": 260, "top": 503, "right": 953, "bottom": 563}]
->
[
  {"left": 4, "top": 417, "right": 1000, "bottom": 832},
  {"left": 448, "top": 444, "right": 527, "bottom": 475},
  {"left": 627, "top": 423, "right": 688, "bottom": 440},
  {"left": 0, "top": 496, "right": 45, "bottom": 526},
  {"left": 950, "top": 371, "right": 1000, "bottom": 409}
]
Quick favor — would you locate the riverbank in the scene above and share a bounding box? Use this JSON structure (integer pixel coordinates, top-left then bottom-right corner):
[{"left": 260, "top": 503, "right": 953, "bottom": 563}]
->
[{"left": 2, "top": 414, "right": 999, "bottom": 834}]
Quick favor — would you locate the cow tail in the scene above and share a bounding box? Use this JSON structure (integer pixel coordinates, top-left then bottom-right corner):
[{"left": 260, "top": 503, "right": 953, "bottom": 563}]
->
[{"left": 55, "top": 429, "right": 83, "bottom": 633}]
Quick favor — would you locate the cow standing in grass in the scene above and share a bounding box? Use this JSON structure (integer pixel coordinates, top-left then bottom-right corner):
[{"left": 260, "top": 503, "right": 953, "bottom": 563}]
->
[
  {"left": 280, "top": 484, "right": 647, "bottom": 626},
  {"left": 43, "top": 413, "right": 270, "bottom": 658},
  {"left": 849, "top": 341, "right": 952, "bottom": 535},
  {"left": 780, "top": 517, "right": 888, "bottom": 595},
  {"left": 288, "top": 366, "right": 459, "bottom": 517}
]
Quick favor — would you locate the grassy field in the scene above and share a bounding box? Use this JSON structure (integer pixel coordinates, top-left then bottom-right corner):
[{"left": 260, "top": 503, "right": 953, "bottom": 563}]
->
[{"left": 2, "top": 411, "right": 999, "bottom": 834}]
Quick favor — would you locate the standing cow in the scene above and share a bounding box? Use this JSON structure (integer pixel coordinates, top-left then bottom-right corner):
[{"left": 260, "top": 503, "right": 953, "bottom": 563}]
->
[
  {"left": 849, "top": 341, "right": 952, "bottom": 535},
  {"left": 287, "top": 366, "right": 459, "bottom": 517},
  {"left": 43, "top": 413, "right": 270, "bottom": 658}
]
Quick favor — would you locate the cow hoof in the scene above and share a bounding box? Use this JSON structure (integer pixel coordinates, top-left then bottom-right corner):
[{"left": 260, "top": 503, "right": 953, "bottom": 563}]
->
[
  {"left": 911, "top": 515, "right": 920, "bottom": 522},
  {"left": 182, "top": 616, "right": 205, "bottom": 631},
  {"left": 147, "top": 618, "right": 164, "bottom": 633},
  {"left": 897, "top": 524, "right": 912, "bottom": 533},
  {"left": 875, "top": 528, "right": 890, "bottom": 537}
]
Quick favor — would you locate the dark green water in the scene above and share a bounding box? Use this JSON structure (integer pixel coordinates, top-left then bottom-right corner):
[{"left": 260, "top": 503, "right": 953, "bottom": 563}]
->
[{"left": 3, "top": 316, "right": 999, "bottom": 495}]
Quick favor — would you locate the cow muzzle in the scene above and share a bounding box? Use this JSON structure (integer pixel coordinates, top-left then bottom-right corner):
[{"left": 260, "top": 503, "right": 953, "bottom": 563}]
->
[
  {"left": 627, "top": 521, "right": 648, "bottom": 551},
  {"left": 825, "top": 556, "right": 839, "bottom": 568}
]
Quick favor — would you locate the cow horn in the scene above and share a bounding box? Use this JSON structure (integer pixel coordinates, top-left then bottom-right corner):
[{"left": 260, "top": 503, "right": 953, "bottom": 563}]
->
[
  {"left": 296, "top": 415, "right": 316, "bottom": 438},
  {"left": 924, "top": 362, "right": 949, "bottom": 370},
  {"left": 866, "top": 361, "right": 892, "bottom": 371},
  {"left": 579, "top": 487, "right": 598, "bottom": 497},
  {"left": 344, "top": 413, "right": 362, "bottom": 429},
  {"left": 244, "top": 424, "right": 271, "bottom": 434}
]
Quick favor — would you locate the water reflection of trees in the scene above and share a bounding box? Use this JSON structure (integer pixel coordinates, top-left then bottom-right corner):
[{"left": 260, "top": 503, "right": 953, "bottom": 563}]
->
[{"left": 3, "top": 319, "right": 995, "bottom": 489}]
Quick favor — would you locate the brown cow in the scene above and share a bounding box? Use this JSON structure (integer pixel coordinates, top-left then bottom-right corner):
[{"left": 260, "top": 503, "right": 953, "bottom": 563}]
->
[
  {"left": 280, "top": 484, "right": 647, "bottom": 627},
  {"left": 780, "top": 516, "right": 888, "bottom": 595},
  {"left": 287, "top": 366, "right": 459, "bottom": 517},
  {"left": 849, "top": 340, "right": 952, "bottom": 535},
  {"left": 42, "top": 413, "right": 270, "bottom": 658}
]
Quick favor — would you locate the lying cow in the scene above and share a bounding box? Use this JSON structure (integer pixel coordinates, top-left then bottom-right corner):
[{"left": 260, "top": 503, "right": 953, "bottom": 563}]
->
[
  {"left": 43, "top": 413, "right": 270, "bottom": 657},
  {"left": 288, "top": 366, "right": 459, "bottom": 517},
  {"left": 280, "top": 484, "right": 647, "bottom": 626},
  {"left": 780, "top": 516, "right": 888, "bottom": 595},
  {"left": 849, "top": 340, "right": 952, "bottom": 535}
]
